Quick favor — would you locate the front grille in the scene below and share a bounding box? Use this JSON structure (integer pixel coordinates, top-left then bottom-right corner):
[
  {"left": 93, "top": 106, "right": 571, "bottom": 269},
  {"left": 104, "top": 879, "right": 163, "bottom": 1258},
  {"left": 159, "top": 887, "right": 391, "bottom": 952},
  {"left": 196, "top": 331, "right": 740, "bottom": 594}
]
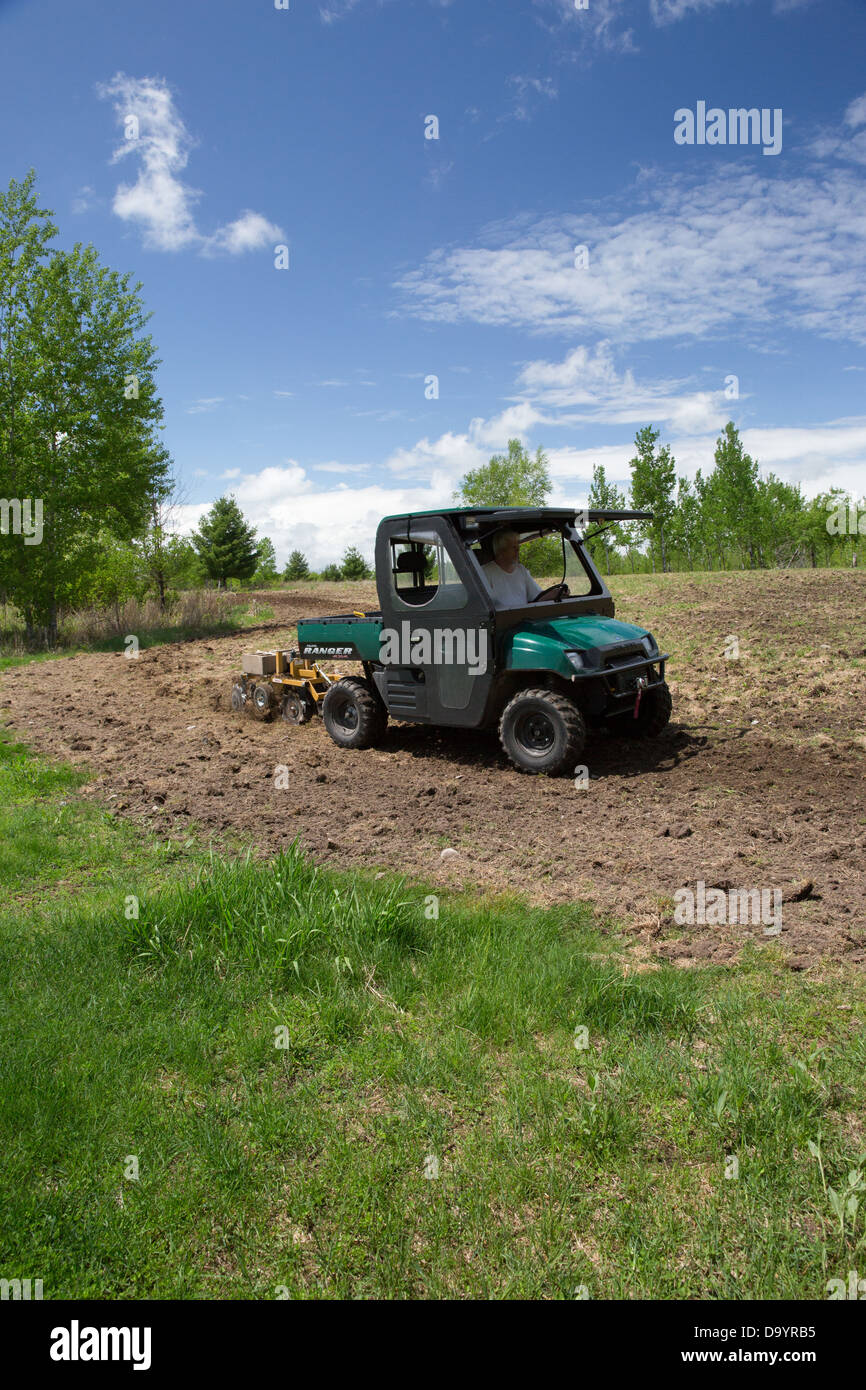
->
[{"left": 602, "top": 643, "right": 644, "bottom": 670}]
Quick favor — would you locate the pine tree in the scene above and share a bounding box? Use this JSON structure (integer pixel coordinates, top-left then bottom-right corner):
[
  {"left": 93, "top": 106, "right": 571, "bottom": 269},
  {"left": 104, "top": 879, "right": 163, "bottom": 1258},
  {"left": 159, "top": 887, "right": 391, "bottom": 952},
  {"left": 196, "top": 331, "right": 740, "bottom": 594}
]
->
[
  {"left": 191, "top": 496, "right": 259, "bottom": 588},
  {"left": 283, "top": 549, "right": 310, "bottom": 581},
  {"left": 340, "top": 546, "right": 371, "bottom": 580}
]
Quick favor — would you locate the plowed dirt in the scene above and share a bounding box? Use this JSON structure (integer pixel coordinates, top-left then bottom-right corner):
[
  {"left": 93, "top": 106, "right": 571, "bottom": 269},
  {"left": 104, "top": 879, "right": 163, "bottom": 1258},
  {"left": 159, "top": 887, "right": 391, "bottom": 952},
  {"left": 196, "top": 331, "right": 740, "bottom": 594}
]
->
[{"left": 3, "top": 569, "right": 865, "bottom": 968}]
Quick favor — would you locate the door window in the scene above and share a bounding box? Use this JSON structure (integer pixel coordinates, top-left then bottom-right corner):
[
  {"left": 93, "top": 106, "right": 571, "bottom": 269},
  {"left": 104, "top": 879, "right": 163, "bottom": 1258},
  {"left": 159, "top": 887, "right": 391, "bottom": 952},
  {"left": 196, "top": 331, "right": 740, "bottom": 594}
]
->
[{"left": 389, "top": 530, "right": 468, "bottom": 612}]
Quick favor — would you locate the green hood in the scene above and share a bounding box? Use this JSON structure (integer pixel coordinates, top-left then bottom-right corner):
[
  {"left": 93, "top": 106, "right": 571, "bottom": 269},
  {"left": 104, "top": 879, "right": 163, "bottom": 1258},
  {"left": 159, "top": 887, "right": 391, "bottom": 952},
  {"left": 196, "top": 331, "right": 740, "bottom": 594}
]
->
[{"left": 502, "top": 614, "right": 650, "bottom": 677}]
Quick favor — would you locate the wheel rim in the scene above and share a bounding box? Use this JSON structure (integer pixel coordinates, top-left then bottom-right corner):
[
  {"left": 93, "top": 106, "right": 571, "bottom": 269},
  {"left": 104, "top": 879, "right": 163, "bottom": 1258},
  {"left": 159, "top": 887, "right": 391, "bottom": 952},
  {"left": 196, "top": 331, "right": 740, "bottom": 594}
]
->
[
  {"left": 254, "top": 688, "right": 269, "bottom": 712},
  {"left": 334, "top": 699, "right": 359, "bottom": 732},
  {"left": 515, "top": 709, "right": 555, "bottom": 753}
]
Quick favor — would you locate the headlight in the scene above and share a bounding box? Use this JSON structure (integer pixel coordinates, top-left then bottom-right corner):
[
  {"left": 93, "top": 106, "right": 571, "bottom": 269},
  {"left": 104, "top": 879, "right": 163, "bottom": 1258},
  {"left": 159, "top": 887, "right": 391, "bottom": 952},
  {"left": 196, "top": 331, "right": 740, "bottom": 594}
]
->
[
  {"left": 641, "top": 635, "right": 657, "bottom": 658},
  {"left": 566, "top": 650, "right": 585, "bottom": 671}
]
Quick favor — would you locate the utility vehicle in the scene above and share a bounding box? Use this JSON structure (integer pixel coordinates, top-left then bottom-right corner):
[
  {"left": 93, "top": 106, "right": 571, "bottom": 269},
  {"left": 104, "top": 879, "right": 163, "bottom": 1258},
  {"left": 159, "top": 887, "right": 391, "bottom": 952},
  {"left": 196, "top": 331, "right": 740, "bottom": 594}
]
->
[{"left": 232, "top": 507, "right": 671, "bottom": 776}]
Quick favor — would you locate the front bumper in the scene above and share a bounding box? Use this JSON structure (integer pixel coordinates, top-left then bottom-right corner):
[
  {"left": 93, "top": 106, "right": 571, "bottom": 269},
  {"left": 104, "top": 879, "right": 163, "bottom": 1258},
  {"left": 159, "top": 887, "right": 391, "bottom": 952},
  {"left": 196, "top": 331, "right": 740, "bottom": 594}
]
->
[{"left": 570, "top": 650, "right": 669, "bottom": 709}]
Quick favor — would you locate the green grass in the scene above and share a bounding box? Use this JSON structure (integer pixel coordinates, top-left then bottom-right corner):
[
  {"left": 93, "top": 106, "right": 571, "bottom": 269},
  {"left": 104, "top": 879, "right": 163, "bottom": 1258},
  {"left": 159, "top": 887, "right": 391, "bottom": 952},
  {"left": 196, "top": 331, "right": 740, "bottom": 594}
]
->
[{"left": 0, "top": 728, "right": 864, "bottom": 1299}]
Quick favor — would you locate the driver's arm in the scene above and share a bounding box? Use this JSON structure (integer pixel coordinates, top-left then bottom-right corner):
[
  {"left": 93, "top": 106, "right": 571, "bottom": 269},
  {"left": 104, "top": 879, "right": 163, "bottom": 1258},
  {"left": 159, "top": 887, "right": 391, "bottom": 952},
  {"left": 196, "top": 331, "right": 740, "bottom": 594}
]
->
[{"left": 524, "top": 567, "right": 542, "bottom": 601}]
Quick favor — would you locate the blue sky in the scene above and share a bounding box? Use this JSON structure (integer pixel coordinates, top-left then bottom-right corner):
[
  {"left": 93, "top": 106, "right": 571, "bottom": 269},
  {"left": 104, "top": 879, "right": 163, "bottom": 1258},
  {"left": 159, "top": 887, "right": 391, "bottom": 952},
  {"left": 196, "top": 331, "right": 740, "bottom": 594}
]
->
[{"left": 2, "top": 0, "right": 865, "bottom": 567}]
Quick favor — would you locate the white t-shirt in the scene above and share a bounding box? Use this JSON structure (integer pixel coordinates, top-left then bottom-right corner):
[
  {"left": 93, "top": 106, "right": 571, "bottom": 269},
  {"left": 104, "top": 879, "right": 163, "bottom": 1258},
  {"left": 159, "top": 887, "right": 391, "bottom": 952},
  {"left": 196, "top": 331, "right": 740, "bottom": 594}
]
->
[{"left": 481, "top": 560, "right": 542, "bottom": 609}]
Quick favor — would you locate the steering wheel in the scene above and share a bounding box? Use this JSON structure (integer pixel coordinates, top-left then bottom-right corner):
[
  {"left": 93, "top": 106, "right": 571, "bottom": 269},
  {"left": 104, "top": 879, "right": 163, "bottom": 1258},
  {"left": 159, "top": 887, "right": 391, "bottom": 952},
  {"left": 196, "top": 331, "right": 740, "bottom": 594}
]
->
[{"left": 530, "top": 583, "right": 570, "bottom": 603}]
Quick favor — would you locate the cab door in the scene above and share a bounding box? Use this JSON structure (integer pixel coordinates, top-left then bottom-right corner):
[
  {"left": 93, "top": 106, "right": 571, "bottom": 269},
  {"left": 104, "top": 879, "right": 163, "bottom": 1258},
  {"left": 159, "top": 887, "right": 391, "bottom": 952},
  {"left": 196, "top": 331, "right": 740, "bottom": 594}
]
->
[{"left": 375, "top": 516, "right": 493, "bottom": 728}]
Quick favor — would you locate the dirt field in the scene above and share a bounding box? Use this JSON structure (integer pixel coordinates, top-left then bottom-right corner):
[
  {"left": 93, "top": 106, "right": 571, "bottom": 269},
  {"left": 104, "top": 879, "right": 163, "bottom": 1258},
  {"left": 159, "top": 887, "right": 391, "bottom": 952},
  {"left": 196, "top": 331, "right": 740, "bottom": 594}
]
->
[{"left": 3, "top": 569, "right": 865, "bottom": 968}]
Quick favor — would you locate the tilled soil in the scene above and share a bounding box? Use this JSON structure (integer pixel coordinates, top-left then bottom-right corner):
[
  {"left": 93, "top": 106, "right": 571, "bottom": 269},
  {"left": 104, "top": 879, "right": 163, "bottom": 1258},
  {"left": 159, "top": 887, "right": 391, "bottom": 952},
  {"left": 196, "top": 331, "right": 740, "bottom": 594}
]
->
[{"left": 3, "top": 571, "right": 865, "bottom": 968}]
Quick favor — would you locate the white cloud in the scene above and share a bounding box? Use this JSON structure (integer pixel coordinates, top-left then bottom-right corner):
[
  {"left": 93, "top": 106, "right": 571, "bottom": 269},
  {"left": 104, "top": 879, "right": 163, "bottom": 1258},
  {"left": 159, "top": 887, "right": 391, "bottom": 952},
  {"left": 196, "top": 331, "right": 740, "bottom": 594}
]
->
[
  {"left": 314, "top": 461, "right": 371, "bottom": 473},
  {"left": 396, "top": 159, "right": 866, "bottom": 347},
  {"left": 513, "top": 343, "right": 732, "bottom": 434},
  {"left": 173, "top": 466, "right": 455, "bottom": 570},
  {"left": 809, "top": 91, "right": 866, "bottom": 167},
  {"left": 469, "top": 401, "right": 546, "bottom": 447},
  {"left": 545, "top": 418, "right": 866, "bottom": 503},
  {"left": 172, "top": 408, "right": 866, "bottom": 568},
  {"left": 186, "top": 397, "right": 224, "bottom": 415},
  {"left": 846, "top": 94, "right": 866, "bottom": 129},
  {"left": 96, "top": 73, "right": 283, "bottom": 254},
  {"left": 385, "top": 429, "right": 489, "bottom": 480},
  {"left": 203, "top": 210, "right": 283, "bottom": 257}
]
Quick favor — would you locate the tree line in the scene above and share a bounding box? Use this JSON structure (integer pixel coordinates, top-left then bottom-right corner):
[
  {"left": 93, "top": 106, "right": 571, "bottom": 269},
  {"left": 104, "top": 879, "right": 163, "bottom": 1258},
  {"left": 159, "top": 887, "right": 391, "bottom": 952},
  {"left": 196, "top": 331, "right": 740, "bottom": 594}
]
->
[
  {"left": 456, "top": 434, "right": 864, "bottom": 577},
  {"left": 2, "top": 172, "right": 861, "bottom": 650}
]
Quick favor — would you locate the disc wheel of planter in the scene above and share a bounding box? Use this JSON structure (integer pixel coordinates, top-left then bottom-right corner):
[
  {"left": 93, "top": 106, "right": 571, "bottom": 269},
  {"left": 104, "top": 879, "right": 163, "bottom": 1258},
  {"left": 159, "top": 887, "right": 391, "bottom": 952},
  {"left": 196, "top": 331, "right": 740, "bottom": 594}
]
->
[
  {"left": 282, "top": 690, "right": 315, "bottom": 724},
  {"left": 250, "top": 683, "right": 274, "bottom": 721}
]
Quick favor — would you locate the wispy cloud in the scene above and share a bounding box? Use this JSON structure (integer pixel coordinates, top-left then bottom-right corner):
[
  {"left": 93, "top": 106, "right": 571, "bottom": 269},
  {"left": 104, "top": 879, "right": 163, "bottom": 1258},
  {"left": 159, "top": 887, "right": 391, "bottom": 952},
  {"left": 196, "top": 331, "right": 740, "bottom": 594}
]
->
[
  {"left": 186, "top": 397, "right": 224, "bottom": 415},
  {"left": 505, "top": 74, "right": 558, "bottom": 123},
  {"left": 314, "top": 461, "right": 371, "bottom": 473},
  {"left": 809, "top": 90, "right": 866, "bottom": 167},
  {"left": 396, "top": 143, "right": 866, "bottom": 347},
  {"left": 71, "top": 185, "right": 96, "bottom": 215},
  {"left": 546, "top": 0, "right": 813, "bottom": 50},
  {"left": 425, "top": 160, "right": 454, "bottom": 191},
  {"left": 96, "top": 73, "right": 283, "bottom": 254},
  {"left": 319, "top": 0, "right": 361, "bottom": 24}
]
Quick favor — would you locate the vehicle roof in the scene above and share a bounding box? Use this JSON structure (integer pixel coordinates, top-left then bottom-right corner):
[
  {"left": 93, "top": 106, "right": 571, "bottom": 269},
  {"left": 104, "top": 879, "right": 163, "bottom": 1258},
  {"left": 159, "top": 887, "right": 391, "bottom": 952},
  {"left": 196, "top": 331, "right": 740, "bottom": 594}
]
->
[{"left": 381, "top": 506, "right": 578, "bottom": 523}]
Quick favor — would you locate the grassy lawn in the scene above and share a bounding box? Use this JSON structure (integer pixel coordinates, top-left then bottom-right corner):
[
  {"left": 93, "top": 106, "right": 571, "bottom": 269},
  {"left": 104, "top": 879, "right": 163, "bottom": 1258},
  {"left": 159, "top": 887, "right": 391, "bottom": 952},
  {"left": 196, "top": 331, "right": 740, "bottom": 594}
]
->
[{"left": 0, "top": 727, "right": 864, "bottom": 1299}]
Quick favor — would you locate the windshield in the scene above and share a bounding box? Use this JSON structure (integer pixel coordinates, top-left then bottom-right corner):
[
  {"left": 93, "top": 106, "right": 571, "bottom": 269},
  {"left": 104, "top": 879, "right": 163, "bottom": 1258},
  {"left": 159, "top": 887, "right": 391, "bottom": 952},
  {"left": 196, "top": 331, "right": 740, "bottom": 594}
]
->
[{"left": 471, "top": 524, "right": 594, "bottom": 598}]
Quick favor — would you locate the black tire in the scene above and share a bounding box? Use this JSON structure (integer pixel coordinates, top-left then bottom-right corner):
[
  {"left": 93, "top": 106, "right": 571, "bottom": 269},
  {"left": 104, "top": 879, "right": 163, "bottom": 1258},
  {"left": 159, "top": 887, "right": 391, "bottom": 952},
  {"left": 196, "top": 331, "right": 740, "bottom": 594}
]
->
[
  {"left": 322, "top": 677, "right": 387, "bottom": 750},
  {"left": 616, "top": 680, "right": 672, "bottom": 738},
  {"left": 230, "top": 682, "right": 246, "bottom": 712},
  {"left": 499, "top": 686, "right": 586, "bottom": 775},
  {"left": 250, "top": 683, "right": 274, "bottom": 721}
]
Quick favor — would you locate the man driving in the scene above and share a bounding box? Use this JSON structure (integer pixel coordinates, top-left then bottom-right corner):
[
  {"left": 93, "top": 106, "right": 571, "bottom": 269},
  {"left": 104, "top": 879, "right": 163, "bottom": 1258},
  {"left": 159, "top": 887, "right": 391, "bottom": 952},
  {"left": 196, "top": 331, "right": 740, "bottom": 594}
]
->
[{"left": 481, "top": 529, "right": 543, "bottom": 608}]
